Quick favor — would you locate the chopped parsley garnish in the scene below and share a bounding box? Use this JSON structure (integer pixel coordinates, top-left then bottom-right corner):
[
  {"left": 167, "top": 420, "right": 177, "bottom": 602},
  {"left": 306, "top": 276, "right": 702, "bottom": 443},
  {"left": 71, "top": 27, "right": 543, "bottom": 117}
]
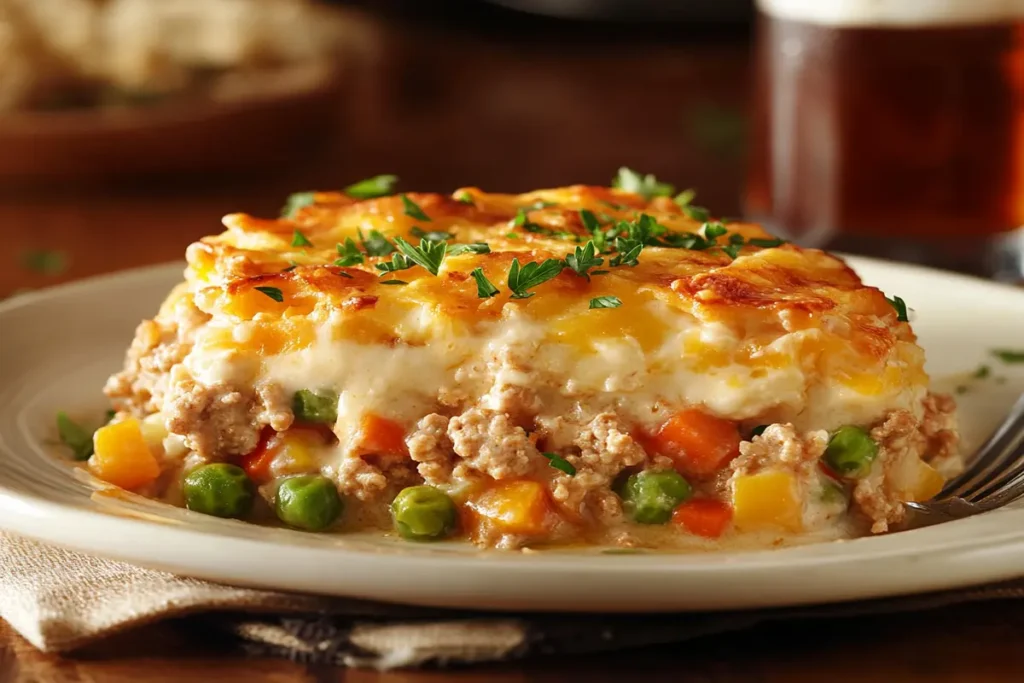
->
[
  {"left": 447, "top": 243, "right": 491, "bottom": 256},
  {"left": 282, "top": 261, "right": 299, "bottom": 273},
  {"left": 611, "top": 167, "right": 674, "bottom": 200},
  {"left": 589, "top": 295, "right": 622, "bottom": 309},
  {"left": 401, "top": 194, "right": 431, "bottom": 221},
  {"left": 336, "top": 270, "right": 354, "bottom": 279},
  {"left": 410, "top": 226, "right": 454, "bottom": 241},
  {"left": 578, "top": 209, "right": 601, "bottom": 233},
  {"left": 886, "top": 295, "right": 909, "bottom": 322},
  {"left": 394, "top": 237, "right": 447, "bottom": 276},
  {"left": 992, "top": 349, "right": 1024, "bottom": 363},
  {"left": 335, "top": 238, "right": 365, "bottom": 266},
  {"left": 507, "top": 258, "right": 564, "bottom": 299},
  {"left": 255, "top": 286, "right": 284, "bottom": 302},
  {"left": 454, "top": 190, "right": 475, "bottom": 204},
  {"left": 531, "top": 200, "right": 559, "bottom": 209},
  {"left": 291, "top": 230, "right": 314, "bottom": 248},
  {"left": 542, "top": 452, "right": 576, "bottom": 476},
  {"left": 505, "top": 232, "right": 520, "bottom": 239},
  {"left": 470, "top": 267, "right": 499, "bottom": 298},
  {"left": 21, "top": 249, "right": 68, "bottom": 275},
  {"left": 359, "top": 229, "right": 396, "bottom": 257},
  {"left": 565, "top": 241, "right": 604, "bottom": 280},
  {"left": 380, "top": 279, "right": 407, "bottom": 286},
  {"left": 280, "top": 191, "right": 315, "bottom": 218},
  {"left": 56, "top": 412, "right": 95, "bottom": 461},
  {"left": 344, "top": 174, "right": 398, "bottom": 199},
  {"left": 599, "top": 200, "right": 627, "bottom": 211},
  {"left": 973, "top": 365, "right": 991, "bottom": 379},
  {"left": 702, "top": 222, "right": 728, "bottom": 240}
]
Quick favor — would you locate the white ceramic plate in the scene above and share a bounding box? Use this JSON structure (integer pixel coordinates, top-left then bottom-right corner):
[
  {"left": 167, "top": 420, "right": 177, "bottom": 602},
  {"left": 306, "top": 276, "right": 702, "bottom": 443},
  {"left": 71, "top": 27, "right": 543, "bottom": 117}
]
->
[{"left": 1, "top": 258, "right": 1022, "bottom": 612}]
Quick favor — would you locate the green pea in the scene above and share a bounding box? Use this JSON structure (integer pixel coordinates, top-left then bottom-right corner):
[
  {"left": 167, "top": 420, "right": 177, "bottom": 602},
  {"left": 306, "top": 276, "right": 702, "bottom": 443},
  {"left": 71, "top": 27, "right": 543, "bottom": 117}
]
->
[
  {"left": 275, "top": 475, "right": 343, "bottom": 531},
  {"left": 621, "top": 469, "right": 693, "bottom": 524},
  {"left": 819, "top": 479, "right": 848, "bottom": 506},
  {"left": 183, "top": 464, "right": 255, "bottom": 518},
  {"left": 292, "top": 389, "right": 338, "bottom": 424},
  {"left": 824, "top": 426, "right": 879, "bottom": 478},
  {"left": 391, "top": 485, "right": 458, "bottom": 541},
  {"left": 750, "top": 424, "right": 770, "bottom": 438}
]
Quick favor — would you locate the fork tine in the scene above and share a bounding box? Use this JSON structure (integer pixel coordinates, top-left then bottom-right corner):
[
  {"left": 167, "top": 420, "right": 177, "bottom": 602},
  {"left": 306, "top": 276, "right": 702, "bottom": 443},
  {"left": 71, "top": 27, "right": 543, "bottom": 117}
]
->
[
  {"left": 936, "top": 393, "right": 1024, "bottom": 500},
  {"left": 971, "top": 460, "right": 1024, "bottom": 512},
  {"left": 955, "top": 412, "right": 1024, "bottom": 501}
]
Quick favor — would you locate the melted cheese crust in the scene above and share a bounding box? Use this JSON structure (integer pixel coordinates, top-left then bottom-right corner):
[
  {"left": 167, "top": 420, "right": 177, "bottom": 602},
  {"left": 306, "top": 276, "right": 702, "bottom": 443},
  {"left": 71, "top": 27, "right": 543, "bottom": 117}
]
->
[{"left": 178, "top": 184, "right": 928, "bottom": 433}]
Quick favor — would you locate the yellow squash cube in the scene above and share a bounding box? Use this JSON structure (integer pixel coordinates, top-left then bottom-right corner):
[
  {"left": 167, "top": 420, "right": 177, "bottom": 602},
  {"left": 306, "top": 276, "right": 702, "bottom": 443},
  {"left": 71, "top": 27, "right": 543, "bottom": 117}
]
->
[
  {"left": 90, "top": 418, "right": 161, "bottom": 490},
  {"left": 732, "top": 470, "right": 803, "bottom": 533},
  {"left": 469, "top": 480, "right": 551, "bottom": 536}
]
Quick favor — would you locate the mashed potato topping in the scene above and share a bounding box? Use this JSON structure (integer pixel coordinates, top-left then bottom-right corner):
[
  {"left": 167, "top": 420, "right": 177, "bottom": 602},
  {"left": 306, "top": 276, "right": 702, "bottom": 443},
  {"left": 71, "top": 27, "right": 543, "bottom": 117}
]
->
[{"left": 93, "top": 172, "right": 959, "bottom": 549}]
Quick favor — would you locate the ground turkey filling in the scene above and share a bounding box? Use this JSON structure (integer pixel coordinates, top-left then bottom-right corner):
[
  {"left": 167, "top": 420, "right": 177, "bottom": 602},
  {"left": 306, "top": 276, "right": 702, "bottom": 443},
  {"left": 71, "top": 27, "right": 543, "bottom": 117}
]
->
[{"left": 104, "top": 302, "right": 960, "bottom": 547}]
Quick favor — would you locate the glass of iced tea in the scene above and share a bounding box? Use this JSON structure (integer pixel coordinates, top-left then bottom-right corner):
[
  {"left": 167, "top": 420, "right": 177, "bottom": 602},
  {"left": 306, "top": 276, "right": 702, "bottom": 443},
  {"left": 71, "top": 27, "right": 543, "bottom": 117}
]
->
[{"left": 745, "top": 0, "right": 1024, "bottom": 280}]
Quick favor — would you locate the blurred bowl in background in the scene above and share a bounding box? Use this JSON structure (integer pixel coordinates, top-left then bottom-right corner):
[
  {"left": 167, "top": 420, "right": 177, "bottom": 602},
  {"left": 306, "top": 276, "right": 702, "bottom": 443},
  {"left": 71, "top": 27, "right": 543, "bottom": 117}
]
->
[
  {"left": 482, "top": 0, "right": 752, "bottom": 22},
  {"left": 0, "top": 59, "right": 347, "bottom": 185}
]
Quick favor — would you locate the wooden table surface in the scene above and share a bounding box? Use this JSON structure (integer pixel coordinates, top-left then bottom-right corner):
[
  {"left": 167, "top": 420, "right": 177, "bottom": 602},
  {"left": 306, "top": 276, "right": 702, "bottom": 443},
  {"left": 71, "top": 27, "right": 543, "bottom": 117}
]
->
[{"left": 0, "top": 3, "right": 1020, "bottom": 681}]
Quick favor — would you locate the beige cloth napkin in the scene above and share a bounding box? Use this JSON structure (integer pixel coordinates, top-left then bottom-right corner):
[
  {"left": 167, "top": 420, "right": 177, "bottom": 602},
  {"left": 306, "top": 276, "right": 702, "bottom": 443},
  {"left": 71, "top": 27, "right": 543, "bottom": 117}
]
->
[{"left": 1, "top": 531, "right": 1022, "bottom": 670}]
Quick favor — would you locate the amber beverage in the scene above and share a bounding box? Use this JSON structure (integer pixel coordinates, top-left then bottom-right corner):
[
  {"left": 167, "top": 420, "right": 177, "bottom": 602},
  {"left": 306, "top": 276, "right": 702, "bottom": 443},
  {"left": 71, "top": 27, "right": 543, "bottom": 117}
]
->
[{"left": 746, "top": 0, "right": 1024, "bottom": 279}]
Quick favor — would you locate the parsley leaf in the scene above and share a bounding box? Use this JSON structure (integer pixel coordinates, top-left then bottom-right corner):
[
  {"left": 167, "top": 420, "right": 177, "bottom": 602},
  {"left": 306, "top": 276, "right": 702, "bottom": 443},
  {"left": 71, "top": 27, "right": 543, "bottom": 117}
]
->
[
  {"left": 454, "top": 190, "right": 475, "bottom": 204},
  {"left": 611, "top": 167, "right": 675, "bottom": 200},
  {"left": 359, "top": 229, "right": 396, "bottom": 257},
  {"left": 447, "top": 243, "right": 491, "bottom": 256},
  {"left": 345, "top": 174, "right": 398, "bottom": 199},
  {"left": 702, "top": 222, "right": 728, "bottom": 241},
  {"left": 992, "top": 349, "right": 1024, "bottom": 363},
  {"left": 410, "top": 227, "right": 454, "bottom": 241},
  {"left": 748, "top": 237, "right": 786, "bottom": 248},
  {"left": 21, "top": 249, "right": 67, "bottom": 275},
  {"left": 394, "top": 237, "right": 447, "bottom": 276},
  {"left": 589, "top": 295, "right": 622, "bottom": 309},
  {"left": 610, "top": 239, "right": 643, "bottom": 267},
  {"left": 542, "top": 452, "right": 576, "bottom": 476},
  {"left": 673, "top": 188, "right": 696, "bottom": 206},
  {"left": 886, "top": 295, "right": 909, "bottom": 322},
  {"left": 375, "top": 253, "right": 412, "bottom": 275},
  {"left": 578, "top": 209, "right": 601, "bottom": 233},
  {"left": 380, "top": 279, "right": 408, "bottom": 286},
  {"left": 291, "top": 230, "right": 314, "bottom": 247},
  {"left": 512, "top": 208, "right": 543, "bottom": 233},
  {"left": 335, "top": 238, "right": 365, "bottom": 266},
  {"left": 470, "top": 267, "right": 499, "bottom": 298},
  {"left": 255, "top": 286, "right": 284, "bottom": 302},
  {"left": 281, "top": 191, "right": 315, "bottom": 218},
  {"left": 401, "top": 194, "right": 431, "bottom": 221},
  {"left": 56, "top": 412, "right": 95, "bottom": 461},
  {"left": 973, "top": 365, "right": 991, "bottom": 379},
  {"left": 507, "top": 258, "right": 564, "bottom": 299},
  {"left": 565, "top": 241, "right": 604, "bottom": 280}
]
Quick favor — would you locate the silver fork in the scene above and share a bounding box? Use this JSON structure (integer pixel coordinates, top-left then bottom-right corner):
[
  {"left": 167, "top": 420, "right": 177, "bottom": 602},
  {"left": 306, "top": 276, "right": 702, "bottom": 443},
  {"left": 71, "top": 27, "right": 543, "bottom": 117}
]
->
[{"left": 904, "top": 393, "right": 1024, "bottom": 526}]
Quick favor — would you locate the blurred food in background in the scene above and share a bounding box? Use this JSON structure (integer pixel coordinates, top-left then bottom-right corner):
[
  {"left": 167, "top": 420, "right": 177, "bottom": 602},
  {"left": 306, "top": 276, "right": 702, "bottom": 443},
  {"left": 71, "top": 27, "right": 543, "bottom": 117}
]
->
[
  {"left": 0, "top": 0, "right": 375, "bottom": 184},
  {"left": 0, "top": 0, "right": 347, "bottom": 111}
]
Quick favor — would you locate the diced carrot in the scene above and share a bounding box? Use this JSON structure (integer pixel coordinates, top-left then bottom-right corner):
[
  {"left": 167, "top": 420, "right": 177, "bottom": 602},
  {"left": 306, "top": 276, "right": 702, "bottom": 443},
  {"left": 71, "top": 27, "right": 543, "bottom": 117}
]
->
[
  {"left": 239, "top": 427, "right": 276, "bottom": 481},
  {"left": 672, "top": 498, "right": 733, "bottom": 538},
  {"left": 469, "top": 480, "right": 551, "bottom": 536},
  {"left": 354, "top": 414, "right": 408, "bottom": 458},
  {"left": 90, "top": 418, "right": 161, "bottom": 490},
  {"left": 648, "top": 409, "right": 741, "bottom": 477}
]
